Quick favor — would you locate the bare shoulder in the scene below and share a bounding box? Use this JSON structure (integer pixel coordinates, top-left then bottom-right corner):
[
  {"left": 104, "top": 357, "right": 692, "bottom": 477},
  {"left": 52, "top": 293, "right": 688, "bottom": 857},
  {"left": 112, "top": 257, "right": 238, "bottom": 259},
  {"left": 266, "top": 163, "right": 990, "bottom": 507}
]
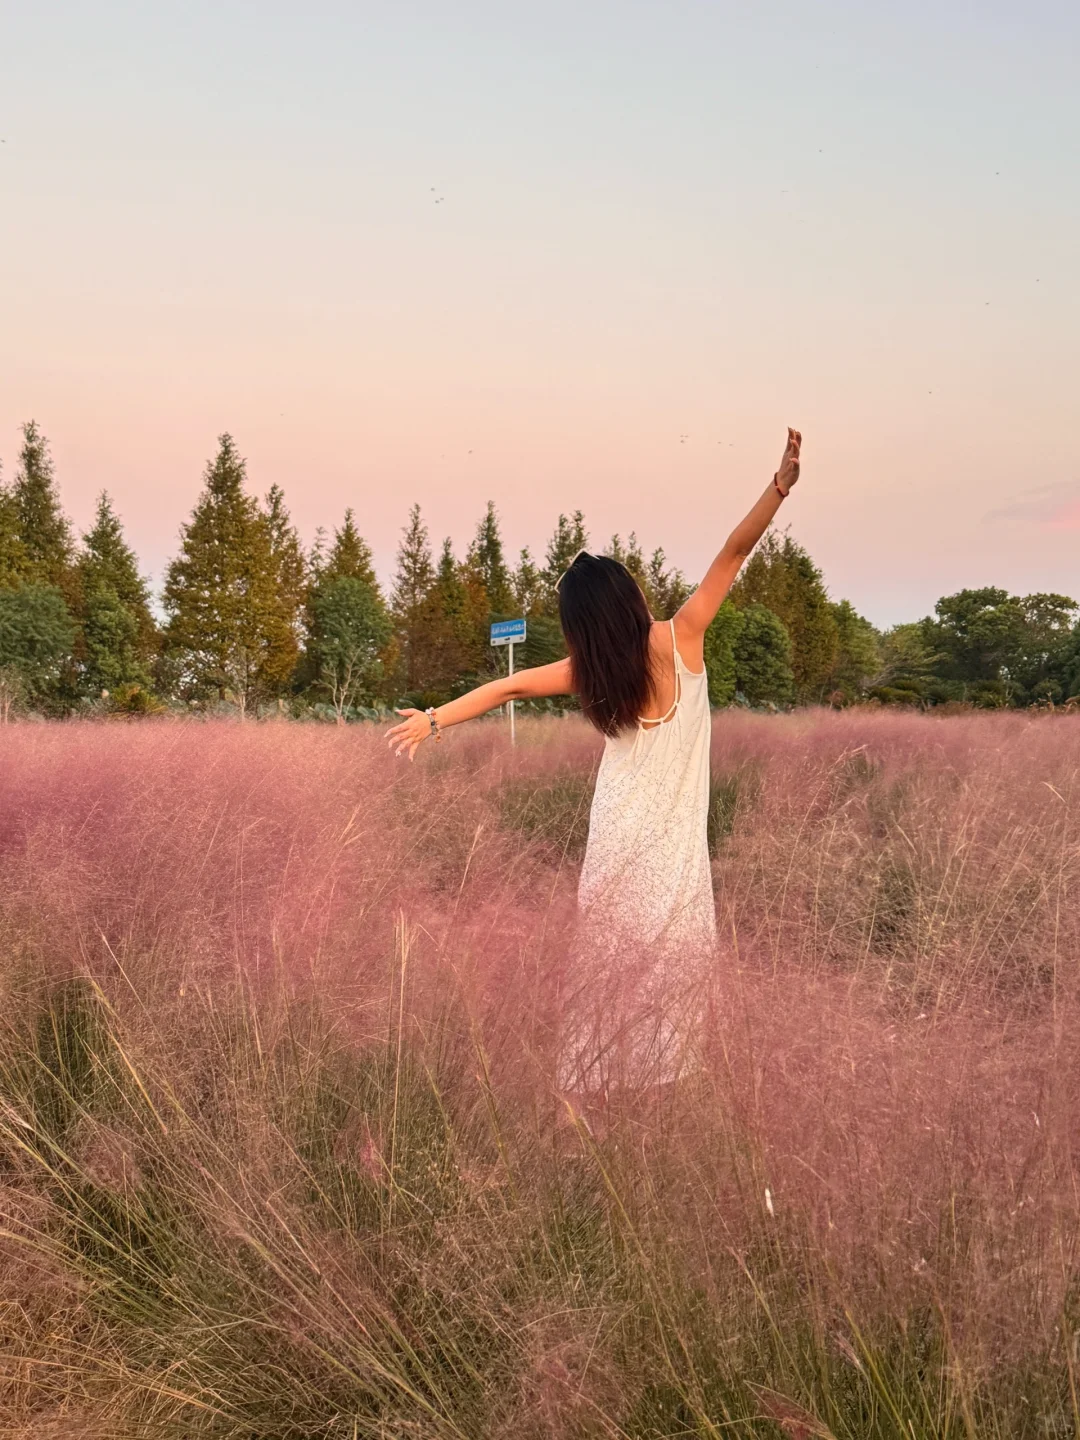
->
[{"left": 670, "top": 613, "right": 706, "bottom": 673}]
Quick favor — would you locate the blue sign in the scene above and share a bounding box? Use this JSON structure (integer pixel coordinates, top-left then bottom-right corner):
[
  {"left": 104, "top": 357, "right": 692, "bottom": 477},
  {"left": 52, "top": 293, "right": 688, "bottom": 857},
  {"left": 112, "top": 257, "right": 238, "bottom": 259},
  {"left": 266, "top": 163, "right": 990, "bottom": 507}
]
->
[{"left": 490, "top": 618, "right": 526, "bottom": 646}]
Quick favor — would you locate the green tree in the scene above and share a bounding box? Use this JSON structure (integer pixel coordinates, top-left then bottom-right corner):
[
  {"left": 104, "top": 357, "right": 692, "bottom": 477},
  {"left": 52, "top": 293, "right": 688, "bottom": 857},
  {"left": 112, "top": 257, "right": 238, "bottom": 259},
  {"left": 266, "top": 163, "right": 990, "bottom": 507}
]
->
[
  {"left": 925, "top": 587, "right": 1030, "bottom": 704},
  {"left": 870, "top": 623, "right": 942, "bottom": 704},
  {"left": 406, "top": 538, "right": 479, "bottom": 700},
  {"left": 0, "top": 584, "right": 76, "bottom": 712},
  {"left": 0, "top": 466, "right": 30, "bottom": 590},
  {"left": 703, "top": 600, "right": 744, "bottom": 707},
  {"left": 162, "top": 435, "right": 296, "bottom": 713},
  {"left": 265, "top": 484, "right": 307, "bottom": 634},
  {"left": 12, "top": 422, "right": 74, "bottom": 593},
  {"left": 465, "top": 501, "right": 514, "bottom": 616},
  {"left": 324, "top": 509, "right": 377, "bottom": 587},
  {"left": 390, "top": 505, "right": 436, "bottom": 691},
  {"left": 512, "top": 546, "right": 545, "bottom": 618},
  {"left": 734, "top": 603, "right": 794, "bottom": 707},
  {"left": 827, "top": 599, "right": 880, "bottom": 699},
  {"left": 310, "top": 576, "right": 393, "bottom": 720},
  {"left": 77, "top": 493, "right": 158, "bottom": 697},
  {"left": 607, "top": 532, "right": 648, "bottom": 594},
  {"left": 731, "top": 531, "right": 838, "bottom": 701},
  {"left": 1013, "top": 593, "right": 1078, "bottom": 702},
  {"left": 645, "top": 547, "right": 691, "bottom": 618},
  {"left": 541, "top": 511, "right": 588, "bottom": 615}
]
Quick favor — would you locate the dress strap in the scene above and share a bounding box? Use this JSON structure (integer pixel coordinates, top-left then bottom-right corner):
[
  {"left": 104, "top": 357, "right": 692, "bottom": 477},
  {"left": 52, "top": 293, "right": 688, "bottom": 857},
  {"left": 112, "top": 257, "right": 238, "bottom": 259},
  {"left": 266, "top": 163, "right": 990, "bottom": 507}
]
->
[{"left": 640, "top": 622, "right": 682, "bottom": 730}]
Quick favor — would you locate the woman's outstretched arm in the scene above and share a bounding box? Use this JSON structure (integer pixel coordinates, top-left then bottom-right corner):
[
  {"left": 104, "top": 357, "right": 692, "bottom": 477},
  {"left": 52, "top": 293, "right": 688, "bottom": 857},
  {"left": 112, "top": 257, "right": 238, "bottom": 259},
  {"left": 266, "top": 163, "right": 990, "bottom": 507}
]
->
[
  {"left": 386, "top": 657, "right": 574, "bottom": 760},
  {"left": 676, "top": 427, "right": 802, "bottom": 645}
]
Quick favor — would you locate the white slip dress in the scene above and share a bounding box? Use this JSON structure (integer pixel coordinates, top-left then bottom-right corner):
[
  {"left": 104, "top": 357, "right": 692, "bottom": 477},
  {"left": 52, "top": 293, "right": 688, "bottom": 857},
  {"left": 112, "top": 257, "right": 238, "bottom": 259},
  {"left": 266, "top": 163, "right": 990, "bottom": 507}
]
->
[{"left": 559, "top": 620, "right": 717, "bottom": 1092}]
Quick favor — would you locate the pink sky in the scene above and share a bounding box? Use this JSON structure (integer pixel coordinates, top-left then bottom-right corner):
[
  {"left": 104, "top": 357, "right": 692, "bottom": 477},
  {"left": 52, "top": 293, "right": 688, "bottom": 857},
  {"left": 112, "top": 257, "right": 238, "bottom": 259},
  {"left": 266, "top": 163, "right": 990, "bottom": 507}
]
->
[{"left": 2, "top": 1, "right": 1078, "bottom": 624}]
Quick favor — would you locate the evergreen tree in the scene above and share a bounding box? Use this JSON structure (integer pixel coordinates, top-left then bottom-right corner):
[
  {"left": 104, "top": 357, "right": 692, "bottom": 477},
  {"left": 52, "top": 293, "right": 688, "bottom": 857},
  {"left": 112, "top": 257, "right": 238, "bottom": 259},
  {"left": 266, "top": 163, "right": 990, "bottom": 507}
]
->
[
  {"left": 407, "top": 539, "right": 476, "bottom": 699},
  {"left": 390, "top": 504, "right": 436, "bottom": 690},
  {"left": 703, "top": 600, "right": 744, "bottom": 707},
  {"left": 310, "top": 576, "right": 393, "bottom": 720},
  {"left": 731, "top": 531, "right": 838, "bottom": 701},
  {"left": 0, "top": 465, "right": 30, "bottom": 590},
  {"left": 0, "top": 585, "right": 76, "bottom": 712},
  {"left": 645, "top": 547, "right": 691, "bottom": 617},
  {"left": 465, "top": 501, "right": 514, "bottom": 617},
  {"left": 265, "top": 484, "right": 307, "bottom": 621},
  {"left": 541, "top": 511, "right": 588, "bottom": 614},
  {"left": 827, "top": 599, "right": 880, "bottom": 700},
  {"left": 163, "top": 434, "right": 296, "bottom": 713},
  {"left": 79, "top": 494, "right": 157, "bottom": 647},
  {"left": 325, "top": 509, "right": 378, "bottom": 587},
  {"left": 12, "top": 422, "right": 74, "bottom": 592},
  {"left": 733, "top": 603, "right": 794, "bottom": 707},
  {"left": 512, "top": 546, "right": 545, "bottom": 617}
]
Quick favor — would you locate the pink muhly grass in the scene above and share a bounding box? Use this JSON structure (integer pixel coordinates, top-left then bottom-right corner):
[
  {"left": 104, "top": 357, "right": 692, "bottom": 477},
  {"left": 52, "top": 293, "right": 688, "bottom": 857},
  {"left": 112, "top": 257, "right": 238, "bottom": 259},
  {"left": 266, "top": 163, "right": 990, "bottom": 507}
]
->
[{"left": 0, "top": 709, "right": 1077, "bottom": 1435}]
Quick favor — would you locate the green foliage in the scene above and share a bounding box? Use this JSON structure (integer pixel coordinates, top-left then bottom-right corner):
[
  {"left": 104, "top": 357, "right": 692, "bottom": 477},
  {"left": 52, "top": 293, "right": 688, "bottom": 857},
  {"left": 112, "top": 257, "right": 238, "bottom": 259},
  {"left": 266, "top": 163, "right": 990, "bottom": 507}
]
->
[
  {"left": 732, "top": 530, "right": 838, "bottom": 701},
  {"left": 162, "top": 435, "right": 298, "bottom": 712},
  {"left": 322, "top": 507, "right": 377, "bottom": 587},
  {"left": 78, "top": 494, "right": 158, "bottom": 695},
  {"left": 0, "top": 583, "right": 77, "bottom": 704},
  {"left": 0, "top": 467, "right": 31, "bottom": 589},
  {"left": 465, "top": 500, "right": 514, "bottom": 617},
  {"left": 703, "top": 599, "right": 744, "bottom": 707},
  {"left": 11, "top": 421, "right": 74, "bottom": 592},
  {"left": 390, "top": 504, "right": 436, "bottom": 690},
  {"left": 733, "top": 602, "right": 795, "bottom": 707},
  {"left": 309, "top": 575, "right": 393, "bottom": 718},
  {"left": 828, "top": 598, "right": 881, "bottom": 699},
  {"left": 921, "top": 588, "right": 1079, "bottom": 705},
  {"left": 541, "top": 510, "right": 588, "bottom": 615},
  {"left": 511, "top": 545, "right": 545, "bottom": 617}
]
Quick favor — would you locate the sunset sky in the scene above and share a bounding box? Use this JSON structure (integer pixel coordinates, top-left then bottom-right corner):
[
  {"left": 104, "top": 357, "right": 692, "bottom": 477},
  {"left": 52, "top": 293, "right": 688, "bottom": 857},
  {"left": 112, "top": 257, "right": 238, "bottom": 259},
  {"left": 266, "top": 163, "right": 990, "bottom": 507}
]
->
[{"left": 2, "top": 0, "right": 1078, "bottom": 626}]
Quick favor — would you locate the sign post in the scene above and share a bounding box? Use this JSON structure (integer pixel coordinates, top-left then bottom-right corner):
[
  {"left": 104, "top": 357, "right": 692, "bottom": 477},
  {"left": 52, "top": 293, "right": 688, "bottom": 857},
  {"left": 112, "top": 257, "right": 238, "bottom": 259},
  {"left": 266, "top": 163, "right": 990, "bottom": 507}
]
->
[{"left": 490, "top": 618, "right": 527, "bottom": 745}]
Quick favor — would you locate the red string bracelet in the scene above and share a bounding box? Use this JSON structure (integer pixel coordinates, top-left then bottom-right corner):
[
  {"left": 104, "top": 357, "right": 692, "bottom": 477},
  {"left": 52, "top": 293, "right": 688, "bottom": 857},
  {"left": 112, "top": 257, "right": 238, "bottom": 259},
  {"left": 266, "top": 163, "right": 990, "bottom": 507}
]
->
[{"left": 773, "top": 473, "right": 789, "bottom": 499}]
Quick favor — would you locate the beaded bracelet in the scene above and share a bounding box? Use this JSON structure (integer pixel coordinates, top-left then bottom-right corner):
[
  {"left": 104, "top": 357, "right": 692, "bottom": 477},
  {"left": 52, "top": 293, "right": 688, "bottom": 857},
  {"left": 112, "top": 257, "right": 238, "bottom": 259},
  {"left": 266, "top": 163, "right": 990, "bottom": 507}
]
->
[
  {"left": 424, "top": 706, "right": 443, "bottom": 742},
  {"left": 773, "top": 473, "right": 789, "bottom": 499}
]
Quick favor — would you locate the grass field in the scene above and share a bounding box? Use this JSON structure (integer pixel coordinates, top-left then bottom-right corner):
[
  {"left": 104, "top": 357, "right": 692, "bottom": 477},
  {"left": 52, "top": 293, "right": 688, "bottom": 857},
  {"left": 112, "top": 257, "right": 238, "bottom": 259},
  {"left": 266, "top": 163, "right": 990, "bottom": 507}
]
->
[{"left": 1, "top": 711, "right": 1078, "bottom": 1438}]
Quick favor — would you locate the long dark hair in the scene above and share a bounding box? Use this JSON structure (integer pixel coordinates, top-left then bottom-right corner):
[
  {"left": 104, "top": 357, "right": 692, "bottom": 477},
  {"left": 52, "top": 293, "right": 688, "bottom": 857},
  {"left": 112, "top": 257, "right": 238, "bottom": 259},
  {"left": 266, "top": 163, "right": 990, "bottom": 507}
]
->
[{"left": 558, "top": 552, "right": 654, "bottom": 735}]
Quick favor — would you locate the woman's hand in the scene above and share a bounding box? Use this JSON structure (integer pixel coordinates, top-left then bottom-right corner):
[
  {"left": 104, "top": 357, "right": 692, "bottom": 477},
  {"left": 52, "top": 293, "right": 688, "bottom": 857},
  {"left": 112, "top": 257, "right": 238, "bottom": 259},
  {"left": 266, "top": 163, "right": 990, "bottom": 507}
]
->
[
  {"left": 385, "top": 708, "right": 433, "bottom": 761},
  {"left": 775, "top": 427, "right": 802, "bottom": 495}
]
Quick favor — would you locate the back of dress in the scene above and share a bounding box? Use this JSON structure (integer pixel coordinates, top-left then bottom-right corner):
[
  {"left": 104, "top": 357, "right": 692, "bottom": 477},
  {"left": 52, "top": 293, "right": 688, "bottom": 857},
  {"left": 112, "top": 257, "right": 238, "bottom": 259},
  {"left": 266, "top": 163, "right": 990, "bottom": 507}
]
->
[{"left": 577, "top": 620, "right": 717, "bottom": 960}]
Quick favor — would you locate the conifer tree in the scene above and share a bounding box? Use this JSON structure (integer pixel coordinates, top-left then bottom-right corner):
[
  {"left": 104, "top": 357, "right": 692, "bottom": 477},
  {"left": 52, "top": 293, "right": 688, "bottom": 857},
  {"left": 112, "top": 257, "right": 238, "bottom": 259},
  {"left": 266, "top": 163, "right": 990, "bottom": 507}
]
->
[
  {"left": 324, "top": 509, "right": 378, "bottom": 587},
  {"left": 827, "top": 599, "right": 880, "bottom": 699},
  {"left": 265, "top": 485, "right": 307, "bottom": 625},
  {"left": 465, "top": 501, "right": 514, "bottom": 617},
  {"left": 733, "top": 603, "right": 795, "bottom": 706},
  {"left": 78, "top": 494, "right": 158, "bottom": 695},
  {"left": 390, "top": 504, "right": 436, "bottom": 690},
  {"left": 703, "top": 600, "right": 744, "bottom": 707},
  {"left": 731, "top": 531, "right": 838, "bottom": 701},
  {"left": 512, "top": 547, "right": 544, "bottom": 617},
  {"left": 645, "top": 547, "right": 691, "bottom": 617},
  {"left": 0, "top": 466, "right": 30, "bottom": 590},
  {"left": 12, "top": 422, "right": 74, "bottom": 593},
  {"left": 541, "top": 511, "right": 587, "bottom": 614},
  {"left": 163, "top": 434, "right": 296, "bottom": 713},
  {"left": 408, "top": 538, "right": 476, "bottom": 697},
  {"left": 303, "top": 509, "right": 391, "bottom": 705}
]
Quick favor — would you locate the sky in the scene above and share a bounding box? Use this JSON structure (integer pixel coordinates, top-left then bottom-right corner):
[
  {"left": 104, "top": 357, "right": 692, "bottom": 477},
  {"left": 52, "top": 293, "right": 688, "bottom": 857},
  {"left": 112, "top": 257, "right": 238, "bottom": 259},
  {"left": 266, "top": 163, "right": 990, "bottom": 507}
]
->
[{"left": 1, "top": 0, "right": 1078, "bottom": 626}]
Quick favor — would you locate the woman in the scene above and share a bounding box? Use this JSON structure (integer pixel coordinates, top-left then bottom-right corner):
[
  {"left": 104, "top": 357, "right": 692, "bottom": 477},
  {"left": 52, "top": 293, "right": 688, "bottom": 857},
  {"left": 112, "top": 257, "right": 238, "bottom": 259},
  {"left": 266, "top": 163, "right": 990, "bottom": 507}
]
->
[{"left": 388, "top": 428, "right": 802, "bottom": 1084}]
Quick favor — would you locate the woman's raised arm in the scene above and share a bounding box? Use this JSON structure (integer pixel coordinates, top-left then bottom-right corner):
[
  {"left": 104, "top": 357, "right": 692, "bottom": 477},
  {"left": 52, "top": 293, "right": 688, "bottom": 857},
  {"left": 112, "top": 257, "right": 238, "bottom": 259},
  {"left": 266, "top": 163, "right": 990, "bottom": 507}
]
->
[
  {"left": 676, "top": 427, "right": 802, "bottom": 642},
  {"left": 386, "top": 658, "right": 574, "bottom": 760}
]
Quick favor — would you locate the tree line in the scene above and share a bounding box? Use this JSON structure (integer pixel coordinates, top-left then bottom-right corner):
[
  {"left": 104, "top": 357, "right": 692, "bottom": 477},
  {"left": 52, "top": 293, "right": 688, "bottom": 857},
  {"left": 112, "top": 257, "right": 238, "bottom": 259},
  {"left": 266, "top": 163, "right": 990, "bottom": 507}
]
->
[{"left": 1, "top": 424, "right": 1077, "bottom": 722}]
